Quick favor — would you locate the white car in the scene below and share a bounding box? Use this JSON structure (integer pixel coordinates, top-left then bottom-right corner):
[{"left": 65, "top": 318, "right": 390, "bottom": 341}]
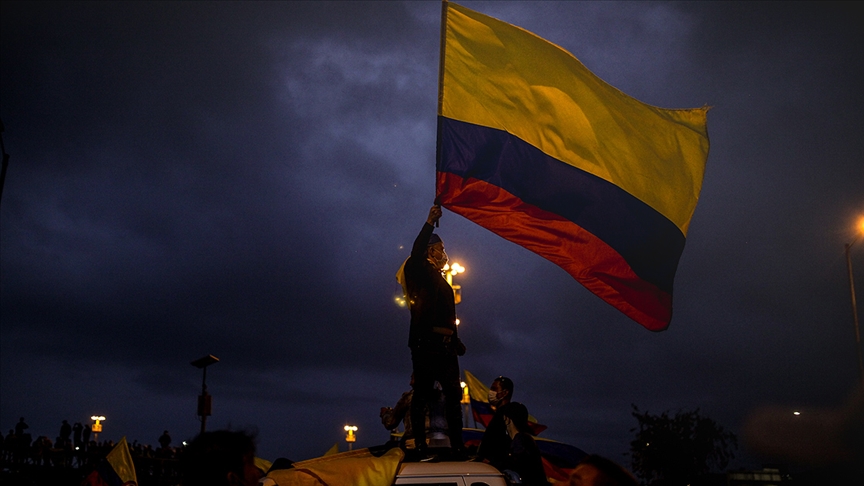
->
[{"left": 393, "top": 461, "right": 509, "bottom": 486}]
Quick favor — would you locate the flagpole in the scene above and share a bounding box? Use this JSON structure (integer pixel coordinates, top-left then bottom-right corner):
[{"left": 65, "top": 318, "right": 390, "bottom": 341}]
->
[
  {"left": 437, "top": 0, "right": 448, "bottom": 118},
  {"left": 434, "top": 0, "right": 449, "bottom": 216}
]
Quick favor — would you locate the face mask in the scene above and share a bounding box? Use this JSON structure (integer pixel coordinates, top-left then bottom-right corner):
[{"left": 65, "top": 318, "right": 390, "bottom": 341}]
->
[
  {"left": 488, "top": 389, "right": 500, "bottom": 404},
  {"left": 430, "top": 250, "right": 448, "bottom": 270}
]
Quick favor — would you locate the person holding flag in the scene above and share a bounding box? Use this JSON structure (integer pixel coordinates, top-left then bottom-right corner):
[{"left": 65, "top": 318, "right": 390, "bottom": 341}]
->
[{"left": 403, "top": 204, "right": 466, "bottom": 457}]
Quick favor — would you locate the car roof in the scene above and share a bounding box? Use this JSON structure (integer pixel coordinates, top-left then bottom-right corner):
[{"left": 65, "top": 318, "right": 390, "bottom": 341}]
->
[{"left": 396, "top": 461, "right": 504, "bottom": 478}]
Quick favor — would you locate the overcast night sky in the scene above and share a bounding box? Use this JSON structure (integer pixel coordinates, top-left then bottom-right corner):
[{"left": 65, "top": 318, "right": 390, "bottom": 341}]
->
[{"left": 1, "top": 0, "right": 862, "bottom": 471}]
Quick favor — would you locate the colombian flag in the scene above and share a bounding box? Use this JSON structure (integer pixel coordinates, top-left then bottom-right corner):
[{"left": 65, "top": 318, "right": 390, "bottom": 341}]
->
[
  {"left": 436, "top": 2, "right": 710, "bottom": 331},
  {"left": 463, "top": 370, "right": 546, "bottom": 435},
  {"left": 265, "top": 447, "right": 404, "bottom": 486},
  {"left": 82, "top": 437, "right": 138, "bottom": 486},
  {"left": 463, "top": 369, "right": 495, "bottom": 427}
]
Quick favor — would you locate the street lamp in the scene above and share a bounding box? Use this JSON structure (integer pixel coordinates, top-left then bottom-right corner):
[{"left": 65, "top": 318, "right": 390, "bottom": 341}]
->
[
  {"left": 191, "top": 354, "right": 219, "bottom": 434},
  {"left": 344, "top": 425, "right": 358, "bottom": 451},
  {"left": 90, "top": 416, "right": 105, "bottom": 442},
  {"left": 446, "top": 262, "right": 466, "bottom": 330},
  {"left": 444, "top": 262, "right": 465, "bottom": 304},
  {"left": 460, "top": 381, "right": 471, "bottom": 427},
  {"left": 845, "top": 218, "right": 864, "bottom": 390}
]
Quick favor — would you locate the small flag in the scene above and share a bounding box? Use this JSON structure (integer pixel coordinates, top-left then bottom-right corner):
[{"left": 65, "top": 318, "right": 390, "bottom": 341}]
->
[
  {"left": 464, "top": 370, "right": 546, "bottom": 434},
  {"left": 82, "top": 436, "right": 138, "bottom": 486}
]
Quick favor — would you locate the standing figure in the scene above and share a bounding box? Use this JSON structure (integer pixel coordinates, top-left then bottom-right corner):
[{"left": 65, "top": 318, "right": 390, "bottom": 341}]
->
[
  {"left": 159, "top": 430, "right": 172, "bottom": 450},
  {"left": 404, "top": 205, "right": 466, "bottom": 456},
  {"left": 14, "top": 418, "right": 27, "bottom": 437},
  {"left": 477, "top": 376, "right": 515, "bottom": 465},
  {"left": 72, "top": 422, "right": 83, "bottom": 449},
  {"left": 59, "top": 420, "right": 72, "bottom": 442},
  {"left": 81, "top": 423, "right": 91, "bottom": 452}
]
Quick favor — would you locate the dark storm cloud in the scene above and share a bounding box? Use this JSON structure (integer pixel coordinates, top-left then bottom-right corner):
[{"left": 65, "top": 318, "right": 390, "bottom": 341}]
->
[{"left": 2, "top": 0, "right": 862, "bottom": 466}]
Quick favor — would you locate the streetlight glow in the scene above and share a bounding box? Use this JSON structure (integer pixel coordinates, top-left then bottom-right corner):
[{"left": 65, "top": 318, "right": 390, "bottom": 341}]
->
[
  {"left": 443, "top": 261, "right": 466, "bottom": 305},
  {"left": 344, "top": 425, "right": 358, "bottom": 450},
  {"left": 91, "top": 415, "right": 105, "bottom": 441}
]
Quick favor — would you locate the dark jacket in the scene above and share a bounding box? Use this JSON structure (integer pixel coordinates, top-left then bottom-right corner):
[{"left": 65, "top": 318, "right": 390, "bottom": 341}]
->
[
  {"left": 405, "top": 222, "right": 458, "bottom": 351},
  {"left": 507, "top": 432, "right": 547, "bottom": 485},
  {"left": 477, "top": 403, "right": 514, "bottom": 466}
]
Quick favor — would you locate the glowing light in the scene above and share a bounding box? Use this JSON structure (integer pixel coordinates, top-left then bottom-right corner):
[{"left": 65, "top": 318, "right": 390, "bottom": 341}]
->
[
  {"left": 344, "top": 425, "right": 358, "bottom": 445},
  {"left": 793, "top": 411, "right": 801, "bottom": 416},
  {"left": 455, "top": 318, "right": 460, "bottom": 326},
  {"left": 91, "top": 416, "right": 105, "bottom": 434}
]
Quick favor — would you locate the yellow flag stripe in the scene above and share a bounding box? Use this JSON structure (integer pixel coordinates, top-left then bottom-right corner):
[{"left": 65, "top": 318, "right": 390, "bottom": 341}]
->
[{"left": 441, "top": 3, "right": 709, "bottom": 234}]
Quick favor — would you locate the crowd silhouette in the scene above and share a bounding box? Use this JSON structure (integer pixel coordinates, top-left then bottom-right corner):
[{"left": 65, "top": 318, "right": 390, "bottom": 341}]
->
[{"left": 1, "top": 417, "right": 182, "bottom": 485}]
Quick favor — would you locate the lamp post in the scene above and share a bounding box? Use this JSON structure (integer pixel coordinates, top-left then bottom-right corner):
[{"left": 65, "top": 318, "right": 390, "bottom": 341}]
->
[
  {"left": 344, "top": 425, "right": 358, "bottom": 451},
  {"left": 444, "top": 262, "right": 465, "bottom": 305},
  {"left": 460, "top": 381, "right": 471, "bottom": 427},
  {"left": 845, "top": 218, "right": 864, "bottom": 390},
  {"left": 90, "top": 416, "right": 105, "bottom": 443},
  {"left": 191, "top": 354, "right": 219, "bottom": 434}
]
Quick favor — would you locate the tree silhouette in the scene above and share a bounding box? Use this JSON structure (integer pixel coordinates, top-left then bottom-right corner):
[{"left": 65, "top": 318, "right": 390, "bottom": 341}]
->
[{"left": 629, "top": 405, "right": 737, "bottom": 485}]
